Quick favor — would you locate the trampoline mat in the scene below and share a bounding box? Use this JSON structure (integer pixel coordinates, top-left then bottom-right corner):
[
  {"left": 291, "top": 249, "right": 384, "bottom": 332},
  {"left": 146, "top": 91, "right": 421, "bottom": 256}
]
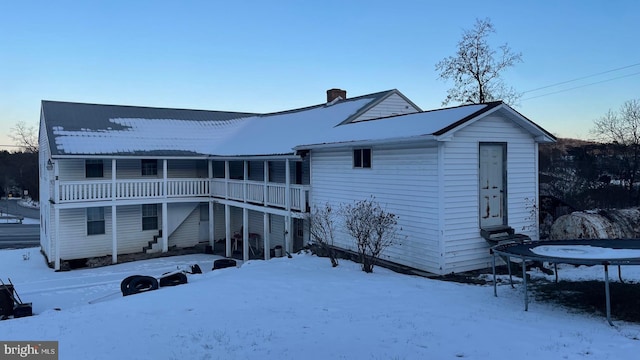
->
[{"left": 492, "top": 239, "right": 640, "bottom": 266}]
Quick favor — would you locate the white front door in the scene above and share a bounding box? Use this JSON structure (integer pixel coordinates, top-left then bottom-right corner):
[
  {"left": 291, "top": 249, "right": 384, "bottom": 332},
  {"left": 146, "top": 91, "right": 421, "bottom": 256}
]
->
[{"left": 479, "top": 143, "right": 506, "bottom": 228}]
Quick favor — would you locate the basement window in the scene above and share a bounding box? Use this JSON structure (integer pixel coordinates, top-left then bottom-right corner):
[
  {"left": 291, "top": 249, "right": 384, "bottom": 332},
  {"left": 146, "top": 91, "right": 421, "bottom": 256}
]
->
[
  {"left": 85, "top": 159, "right": 104, "bottom": 178},
  {"left": 353, "top": 148, "right": 372, "bottom": 168},
  {"left": 87, "top": 207, "right": 105, "bottom": 235},
  {"left": 142, "top": 204, "right": 158, "bottom": 231}
]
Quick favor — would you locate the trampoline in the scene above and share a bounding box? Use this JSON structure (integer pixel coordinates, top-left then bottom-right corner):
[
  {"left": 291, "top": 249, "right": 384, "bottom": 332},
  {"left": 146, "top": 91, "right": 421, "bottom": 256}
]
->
[{"left": 491, "top": 239, "right": 640, "bottom": 326}]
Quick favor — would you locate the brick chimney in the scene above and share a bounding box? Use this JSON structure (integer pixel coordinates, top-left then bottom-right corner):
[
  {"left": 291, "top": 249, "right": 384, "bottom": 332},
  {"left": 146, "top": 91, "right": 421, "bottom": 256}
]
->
[{"left": 326, "top": 88, "right": 347, "bottom": 103}]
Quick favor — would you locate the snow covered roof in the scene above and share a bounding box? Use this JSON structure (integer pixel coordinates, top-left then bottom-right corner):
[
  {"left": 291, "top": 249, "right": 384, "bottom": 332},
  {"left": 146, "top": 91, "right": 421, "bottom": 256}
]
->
[
  {"left": 41, "top": 92, "right": 554, "bottom": 158},
  {"left": 295, "top": 101, "right": 556, "bottom": 150},
  {"left": 42, "top": 90, "right": 394, "bottom": 157}
]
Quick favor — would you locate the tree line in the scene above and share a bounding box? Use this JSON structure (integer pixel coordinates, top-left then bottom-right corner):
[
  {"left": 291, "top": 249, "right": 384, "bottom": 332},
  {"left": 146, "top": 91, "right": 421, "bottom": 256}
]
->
[{"left": 0, "top": 150, "right": 38, "bottom": 200}]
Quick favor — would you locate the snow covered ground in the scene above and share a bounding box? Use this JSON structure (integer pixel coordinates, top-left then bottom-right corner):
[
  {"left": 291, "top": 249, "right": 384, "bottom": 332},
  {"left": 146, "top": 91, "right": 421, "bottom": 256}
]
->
[{"left": 1, "top": 248, "right": 639, "bottom": 359}]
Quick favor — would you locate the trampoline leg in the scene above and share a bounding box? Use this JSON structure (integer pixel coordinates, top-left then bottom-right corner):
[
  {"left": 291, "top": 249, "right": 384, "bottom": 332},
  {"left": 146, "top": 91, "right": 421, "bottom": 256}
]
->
[
  {"left": 604, "top": 264, "right": 614, "bottom": 326},
  {"left": 507, "top": 256, "right": 514, "bottom": 288},
  {"left": 492, "top": 253, "right": 497, "bottom": 297},
  {"left": 554, "top": 263, "right": 558, "bottom": 283},
  {"left": 523, "top": 257, "right": 528, "bottom": 312},
  {"left": 618, "top": 265, "right": 624, "bottom": 284}
]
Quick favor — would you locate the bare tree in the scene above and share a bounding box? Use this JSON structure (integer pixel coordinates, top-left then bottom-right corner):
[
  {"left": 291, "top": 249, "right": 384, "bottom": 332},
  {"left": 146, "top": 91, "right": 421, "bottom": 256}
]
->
[
  {"left": 591, "top": 99, "right": 640, "bottom": 204},
  {"left": 343, "top": 197, "right": 400, "bottom": 273},
  {"left": 309, "top": 203, "right": 339, "bottom": 267},
  {"left": 435, "top": 18, "right": 522, "bottom": 106},
  {"left": 9, "top": 121, "right": 39, "bottom": 153}
]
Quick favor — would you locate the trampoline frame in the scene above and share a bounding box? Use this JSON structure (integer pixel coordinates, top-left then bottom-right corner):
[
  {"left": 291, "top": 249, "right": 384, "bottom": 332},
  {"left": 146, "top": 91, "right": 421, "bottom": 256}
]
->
[{"left": 490, "top": 239, "right": 640, "bottom": 326}]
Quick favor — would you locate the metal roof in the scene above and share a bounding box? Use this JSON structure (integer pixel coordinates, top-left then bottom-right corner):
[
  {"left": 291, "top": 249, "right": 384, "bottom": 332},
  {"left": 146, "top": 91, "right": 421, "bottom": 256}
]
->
[{"left": 41, "top": 91, "right": 398, "bottom": 157}]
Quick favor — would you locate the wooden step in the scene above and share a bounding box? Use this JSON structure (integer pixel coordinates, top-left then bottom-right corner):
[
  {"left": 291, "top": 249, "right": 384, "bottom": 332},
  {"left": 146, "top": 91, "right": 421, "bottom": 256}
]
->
[{"left": 480, "top": 226, "right": 515, "bottom": 240}]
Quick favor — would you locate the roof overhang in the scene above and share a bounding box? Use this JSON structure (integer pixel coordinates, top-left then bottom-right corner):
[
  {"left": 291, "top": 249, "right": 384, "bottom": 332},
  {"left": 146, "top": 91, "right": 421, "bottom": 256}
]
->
[{"left": 435, "top": 103, "right": 556, "bottom": 144}]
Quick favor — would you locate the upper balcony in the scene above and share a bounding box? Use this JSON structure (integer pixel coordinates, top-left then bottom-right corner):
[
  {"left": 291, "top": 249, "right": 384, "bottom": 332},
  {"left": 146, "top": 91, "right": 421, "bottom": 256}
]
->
[{"left": 55, "top": 178, "right": 310, "bottom": 212}]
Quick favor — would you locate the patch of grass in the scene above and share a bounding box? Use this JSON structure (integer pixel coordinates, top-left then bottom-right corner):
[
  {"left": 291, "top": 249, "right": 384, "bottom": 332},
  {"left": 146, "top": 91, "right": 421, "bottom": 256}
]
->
[{"left": 532, "top": 280, "right": 640, "bottom": 323}]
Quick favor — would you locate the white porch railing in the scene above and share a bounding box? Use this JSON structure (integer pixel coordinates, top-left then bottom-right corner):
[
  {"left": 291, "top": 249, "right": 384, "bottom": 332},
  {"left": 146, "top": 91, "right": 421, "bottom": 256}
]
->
[
  {"left": 57, "top": 178, "right": 309, "bottom": 211},
  {"left": 209, "top": 179, "right": 308, "bottom": 211}
]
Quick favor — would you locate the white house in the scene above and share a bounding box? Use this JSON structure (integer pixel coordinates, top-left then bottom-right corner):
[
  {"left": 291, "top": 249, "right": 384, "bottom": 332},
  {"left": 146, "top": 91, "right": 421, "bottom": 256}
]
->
[{"left": 39, "top": 88, "right": 555, "bottom": 274}]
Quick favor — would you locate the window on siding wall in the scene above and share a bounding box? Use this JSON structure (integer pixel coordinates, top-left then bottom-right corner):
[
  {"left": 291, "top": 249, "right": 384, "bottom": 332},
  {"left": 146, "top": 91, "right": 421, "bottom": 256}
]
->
[
  {"left": 353, "top": 148, "right": 372, "bottom": 168},
  {"left": 141, "top": 159, "right": 158, "bottom": 176},
  {"left": 85, "top": 160, "right": 104, "bottom": 178},
  {"left": 142, "top": 204, "right": 159, "bottom": 231},
  {"left": 87, "top": 207, "right": 105, "bottom": 235}
]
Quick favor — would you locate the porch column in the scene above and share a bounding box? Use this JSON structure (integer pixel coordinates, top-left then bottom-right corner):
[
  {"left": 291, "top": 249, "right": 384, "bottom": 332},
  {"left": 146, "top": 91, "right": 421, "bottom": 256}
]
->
[
  {"left": 54, "top": 207, "right": 60, "bottom": 270},
  {"left": 224, "top": 161, "right": 230, "bottom": 200},
  {"left": 209, "top": 202, "right": 215, "bottom": 249},
  {"left": 225, "top": 204, "right": 231, "bottom": 257},
  {"left": 111, "top": 159, "right": 117, "bottom": 264},
  {"left": 263, "top": 160, "right": 268, "bottom": 206},
  {"left": 285, "top": 159, "right": 292, "bottom": 253},
  {"left": 285, "top": 216, "right": 292, "bottom": 255},
  {"left": 208, "top": 160, "right": 215, "bottom": 248},
  {"left": 285, "top": 159, "right": 291, "bottom": 211},
  {"left": 242, "top": 208, "right": 249, "bottom": 261},
  {"left": 112, "top": 205, "right": 117, "bottom": 264},
  {"left": 162, "top": 202, "right": 168, "bottom": 252},
  {"left": 162, "top": 159, "right": 168, "bottom": 252},
  {"left": 243, "top": 160, "right": 248, "bottom": 203},
  {"left": 263, "top": 212, "right": 270, "bottom": 260}
]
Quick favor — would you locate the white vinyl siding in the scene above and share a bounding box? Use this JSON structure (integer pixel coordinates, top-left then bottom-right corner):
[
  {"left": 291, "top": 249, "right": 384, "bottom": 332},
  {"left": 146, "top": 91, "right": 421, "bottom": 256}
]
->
[
  {"left": 352, "top": 93, "right": 419, "bottom": 122},
  {"left": 59, "top": 208, "right": 113, "bottom": 260},
  {"left": 310, "top": 144, "right": 441, "bottom": 274},
  {"left": 267, "top": 160, "right": 307, "bottom": 185},
  {"left": 56, "top": 159, "right": 210, "bottom": 181},
  {"left": 442, "top": 115, "right": 538, "bottom": 273},
  {"left": 168, "top": 207, "right": 200, "bottom": 248}
]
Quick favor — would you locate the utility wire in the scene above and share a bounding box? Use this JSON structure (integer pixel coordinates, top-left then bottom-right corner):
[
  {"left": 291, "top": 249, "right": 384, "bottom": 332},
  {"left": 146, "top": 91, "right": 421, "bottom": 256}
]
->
[
  {"left": 522, "top": 62, "right": 640, "bottom": 94},
  {"left": 521, "top": 71, "right": 640, "bottom": 101}
]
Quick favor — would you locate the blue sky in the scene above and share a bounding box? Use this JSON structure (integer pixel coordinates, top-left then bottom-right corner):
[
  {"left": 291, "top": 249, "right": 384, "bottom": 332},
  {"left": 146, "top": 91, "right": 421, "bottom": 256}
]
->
[{"left": 1, "top": 0, "right": 639, "bottom": 150}]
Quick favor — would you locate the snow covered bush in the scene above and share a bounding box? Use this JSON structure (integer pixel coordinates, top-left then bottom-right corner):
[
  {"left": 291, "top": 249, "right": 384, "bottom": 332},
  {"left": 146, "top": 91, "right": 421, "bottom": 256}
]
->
[{"left": 343, "top": 197, "right": 399, "bottom": 273}]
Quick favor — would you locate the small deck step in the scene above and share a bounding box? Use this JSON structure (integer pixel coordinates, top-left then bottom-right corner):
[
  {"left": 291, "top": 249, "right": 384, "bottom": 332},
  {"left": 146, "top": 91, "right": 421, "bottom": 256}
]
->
[
  {"left": 480, "top": 226, "right": 514, "bottom": 240},
  {"left": 486, "top": 233, "right": 531, "bottom": 245},
  {"left": 481, "top": 226, "right": 530, "bottom": 245}
]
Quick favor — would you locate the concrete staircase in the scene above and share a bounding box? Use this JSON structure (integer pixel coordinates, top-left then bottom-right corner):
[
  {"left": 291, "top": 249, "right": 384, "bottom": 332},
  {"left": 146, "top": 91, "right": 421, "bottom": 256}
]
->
[{"left": 143, "top": 230, "right": 163, "bottom": 254}]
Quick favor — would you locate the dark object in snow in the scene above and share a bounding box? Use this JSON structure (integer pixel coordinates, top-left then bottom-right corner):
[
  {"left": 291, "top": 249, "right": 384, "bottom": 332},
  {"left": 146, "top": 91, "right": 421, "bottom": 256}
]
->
[
  {"left": 190, "top": 264, "right": 202, "bottom": 274},
  {"left": 13, "top": 303, "right": 32, "bottom": 318},
  {"left": 0, "top": 278, "right": 33, "bottom": 320},
  {"left": 212, "top": 258, "right": 236, "bottom": 271},
  {"left": 159, "top": 272, "right": 188, "bottom": 287},
  {"left": 121, "top": 275, "right": 159, "bottom": 296},
  {"left": 0, "top": 284, "right": 14, "bottom": 317}
]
